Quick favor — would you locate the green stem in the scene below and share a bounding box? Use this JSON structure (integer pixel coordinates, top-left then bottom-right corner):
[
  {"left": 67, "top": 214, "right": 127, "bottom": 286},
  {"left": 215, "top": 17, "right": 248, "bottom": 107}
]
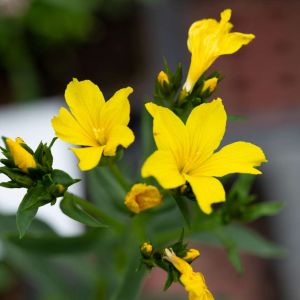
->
[
  {"left": 66, "top": 192, "right": 123, "bottom": 232},
  {"left": 108, "top": 163, "right": 130, "bottom": 191}
]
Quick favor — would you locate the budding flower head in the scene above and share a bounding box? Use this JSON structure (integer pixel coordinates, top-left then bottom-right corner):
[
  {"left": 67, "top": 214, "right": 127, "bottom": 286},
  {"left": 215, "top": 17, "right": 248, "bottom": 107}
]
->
[
  {"left": 125, "top": 183, "right": 162, "bottom": 213},
  {"left": 157, "top": 71, "right": 169, "bottom": 85},
  {"left": 202, "top": 77, "right": 218, "bottom": 94},
  {"left": 6, "top": 138, "right": 36, "bottom": 173},
  {"left": 140, "top": 242, "right": 153, "bottom": 257},
  {"left": 183, "top": 248, "right": 200, "bottom": 263}
]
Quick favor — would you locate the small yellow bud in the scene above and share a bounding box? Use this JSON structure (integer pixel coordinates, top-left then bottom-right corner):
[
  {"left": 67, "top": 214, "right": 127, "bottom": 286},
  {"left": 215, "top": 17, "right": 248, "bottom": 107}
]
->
[
  {"left": 56, "top": 184, "right": 65, "bottom": 194},
  {"left": 124, "top": 183, "right": 162, "bottom": 214},
  {"left": 6, "top": 138, "right": 37, "bottom": 173},
  {"left": 183, "top": 248, "right": 200, "bottom": 263},
  {"left": 157, "top": 71, "right": 169, "bottom": 85},
  {"left": 202, "top": 77, "right": 218, "bottom": 94},
  {"left": 140, "top": 242, "right": 153, "bottom": 256}
]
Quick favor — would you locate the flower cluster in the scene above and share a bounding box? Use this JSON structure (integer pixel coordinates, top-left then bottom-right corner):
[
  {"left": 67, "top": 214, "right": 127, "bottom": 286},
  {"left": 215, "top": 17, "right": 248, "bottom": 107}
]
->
[{"left": 0, "top": 8, "right": 276, "bottom": 300}]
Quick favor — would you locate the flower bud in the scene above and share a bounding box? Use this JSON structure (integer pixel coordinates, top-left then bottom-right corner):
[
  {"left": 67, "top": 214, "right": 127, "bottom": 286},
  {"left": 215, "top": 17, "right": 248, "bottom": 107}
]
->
[
  {"left": 202, "top": 77, "right": 218, "bottom": 94},
  {"left": 183, "top": 248, "right": 200, "bottom": 263},
  {"left": 6, "top": 138, "right": 36, "bottom": 173},
  {"left": 140, "top": 242, "right": 153, "bottom": 257},
  {"left": 125, "top": 183, "right": 162, "bottom": 213},
  {"left": 157, "top": 71, "right": 169, "bottom": 85}
]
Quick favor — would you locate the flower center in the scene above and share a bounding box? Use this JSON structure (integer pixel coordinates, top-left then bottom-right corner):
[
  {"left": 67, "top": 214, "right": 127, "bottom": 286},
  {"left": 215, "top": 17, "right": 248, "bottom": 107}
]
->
[{"left": 93, "top": 127, "right": 106, "bottom": 145}]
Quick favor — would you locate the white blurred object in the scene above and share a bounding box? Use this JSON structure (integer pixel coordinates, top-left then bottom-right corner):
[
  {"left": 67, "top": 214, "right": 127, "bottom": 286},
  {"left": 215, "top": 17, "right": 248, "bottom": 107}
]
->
[{"left": 0, "top": 99, "right": 84, "bottom": 236}]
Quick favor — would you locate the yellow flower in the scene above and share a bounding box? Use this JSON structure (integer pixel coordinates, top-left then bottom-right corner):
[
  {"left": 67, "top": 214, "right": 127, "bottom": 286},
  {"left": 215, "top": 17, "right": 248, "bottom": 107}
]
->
[
  {"left": 6, "top": 137, "right": 37, "bottom": 173},
  {"left": 124, "top": 183, "right": 162, "bottom": 213},
  {"left": 183, "top": 249, "right": 200, "bottom": 263},
  {"left": 140, "top": 242, "right": 153, "bottom": 256},
  {"left": 141, "top": 99, "right": 267, "bottom": 214},
  {"left": 51, "top": 79, "right": 135, "bottom": 171},
  {"left": 202, "top": 77, "right": 218, "bottom": 94},
  {"left": 164, "top": 248, "right": 214, "bottom": 300},
  {"left": 183, "top": 9, "right": 255, "bottom": 93},
  {"left": 157, "top": 71, "right": 169, "bottom": 85}
]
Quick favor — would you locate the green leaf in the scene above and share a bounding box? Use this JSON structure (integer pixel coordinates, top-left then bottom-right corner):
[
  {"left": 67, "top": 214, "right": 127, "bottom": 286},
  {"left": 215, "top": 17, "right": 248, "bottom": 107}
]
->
[
  {"left": 51, "top": 169, "right": 80, "bottom": 187},
  {"left": 0, "top": 167, "right": 33, "bottom": 187},
  {"left": 16, "top": 183, "right": 50, "bottom": 238},
  {"left": 224, "top": 224, "right": 285, "bottom": 258},
  {"left": 0, "top": 181, "right": 20, "bottom": 188},
  {"left": 4, "top": 228, "right": 103, "bottom": 255},
  {"left": 60, "top": 193, "right": 107, "bottom": 228},
  {"left": 0, "top": 214, "right": 55, "bottom": 235},
  {"left": 191, "top": 224, "right": 285, "bottom": 259},
  {"left": 111, "top": 252, "right": 145, "bottom": 300},
  {"left": 242, "top": 201, "right": 284, "bottom": 222}
]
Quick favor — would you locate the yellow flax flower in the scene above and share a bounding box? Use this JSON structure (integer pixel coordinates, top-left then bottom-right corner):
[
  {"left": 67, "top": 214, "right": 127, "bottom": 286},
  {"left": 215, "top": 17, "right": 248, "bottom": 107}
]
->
[
  {"left": 52, "top": 79, "right": 135, "bottom": 171},
  {"left": 164, "top": 248, "right": 214, "bottom": 300},
  {"left": 157, "top": 71, "right": 169, "bottom": 85},
  {"left": 6, "top": 137, "right": 36, "bottom": 173},
  {"left": 183, "top": 9, "right": 255, "bottom": 93},
  {"left": 201, "top": 77, "right": 218, "bottom": 94},
  {"left": 125, "top": 183, "right": 162, "bottom": 213},
  {"left": 141, "top": 99, "right": 267, "bottom": 214}
]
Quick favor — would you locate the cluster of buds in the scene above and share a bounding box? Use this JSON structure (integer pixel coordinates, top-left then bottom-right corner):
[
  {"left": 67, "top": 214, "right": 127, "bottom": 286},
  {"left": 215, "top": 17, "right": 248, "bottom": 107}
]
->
[
  {"left": 139, "top": 234, "right": 201, "bottom": 290},
  {"left": 0, "top": 137, "right": 79, "bottom": 237}
]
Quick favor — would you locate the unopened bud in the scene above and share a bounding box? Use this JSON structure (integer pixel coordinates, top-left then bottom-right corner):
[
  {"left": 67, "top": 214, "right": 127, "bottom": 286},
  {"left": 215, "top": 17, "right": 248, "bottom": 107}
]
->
[
  {"left": 183, "top": 248, "right": 200, "bottom": 263},
  {"left": 140, "top": 242, "right": 153, "bottom": 257},
  {"left": 202, "top": 77, "right": 218, "bottom": 94},
  {"left": 157, "top": 71, "right": 169, "bottom": 85}
]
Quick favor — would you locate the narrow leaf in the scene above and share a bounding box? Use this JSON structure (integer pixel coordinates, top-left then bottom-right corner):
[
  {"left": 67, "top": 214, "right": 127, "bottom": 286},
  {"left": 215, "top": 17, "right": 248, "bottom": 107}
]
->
[
  {"left": 4, "top": 229, "right": 103, "bottom": 255},
  {"left": 243, "top": 201, "right": 284, "bottom": 222},
  {"left": 16, "top": 184, "right": 47, "bottom": 238},
  {"left": 60, "top": 193, "right": 107, "bottom": 228}
]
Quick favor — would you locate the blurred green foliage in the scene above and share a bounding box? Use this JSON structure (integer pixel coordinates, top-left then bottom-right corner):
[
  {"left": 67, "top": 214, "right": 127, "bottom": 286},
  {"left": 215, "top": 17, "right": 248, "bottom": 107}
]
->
[{"left": 0, "top": 0, "right": 135, "bottom": 102}]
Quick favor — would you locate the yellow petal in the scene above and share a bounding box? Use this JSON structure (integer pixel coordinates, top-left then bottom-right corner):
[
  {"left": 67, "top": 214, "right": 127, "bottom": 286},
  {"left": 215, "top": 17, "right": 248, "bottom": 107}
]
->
[
  {"left": 52, "top": 107, "right": 97, "bottom": 146},
  {"left": 103, "top": 125, "right": 135, "bottom": 156},
  {"left": 100, "top": 87, "right": 133, "bottom": 133},
  {"left": 145, "top": 102, "right": 188, "bottom": 169},
  {"left": 219, "top": 32, "right": 255, "bottom": 55},
  {"left": 185, "top": 99, "right": 226, "bottom": 173},
  {"left": 141, "top": 150, "right": 185, "bottom": 189},
  {"left": 70, "top": 146, "right": 104, "bottom": 171},
  {"left": 185, "top": 175, "right": 225, "bottom": 214},
  {"left": 65, "top": 79, "right": 105, "bottom": 133},
  {"left": 196, "top": 141, "right": 267, "bottom": 177}
]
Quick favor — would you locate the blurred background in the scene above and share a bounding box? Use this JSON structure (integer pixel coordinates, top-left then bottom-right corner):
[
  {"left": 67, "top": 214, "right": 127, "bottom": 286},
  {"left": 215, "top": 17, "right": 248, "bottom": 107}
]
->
[{"left": 0, "top": 0, "right": 299, "bottom": 299}]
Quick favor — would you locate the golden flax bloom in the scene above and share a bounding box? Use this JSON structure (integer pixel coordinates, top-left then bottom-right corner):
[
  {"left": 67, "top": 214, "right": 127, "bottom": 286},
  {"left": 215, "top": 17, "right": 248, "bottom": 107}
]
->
[
  {"left": 6, "top": 137, "right": 36, "bottom": 173},
  {"left": 183, "top": 9, "right": 255, "bottom": 93},
  {"left": 52, "top": 79, "right": 135, "bottom": 171},
  {"left": 164, "top": 248, "right": 214, "bottom": 300},
  {"left": 141, "top": 99, "right": 267, "bottom": 214},
  {"left": 125, "top": 183, "right": 162, "bottom": 213}
]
